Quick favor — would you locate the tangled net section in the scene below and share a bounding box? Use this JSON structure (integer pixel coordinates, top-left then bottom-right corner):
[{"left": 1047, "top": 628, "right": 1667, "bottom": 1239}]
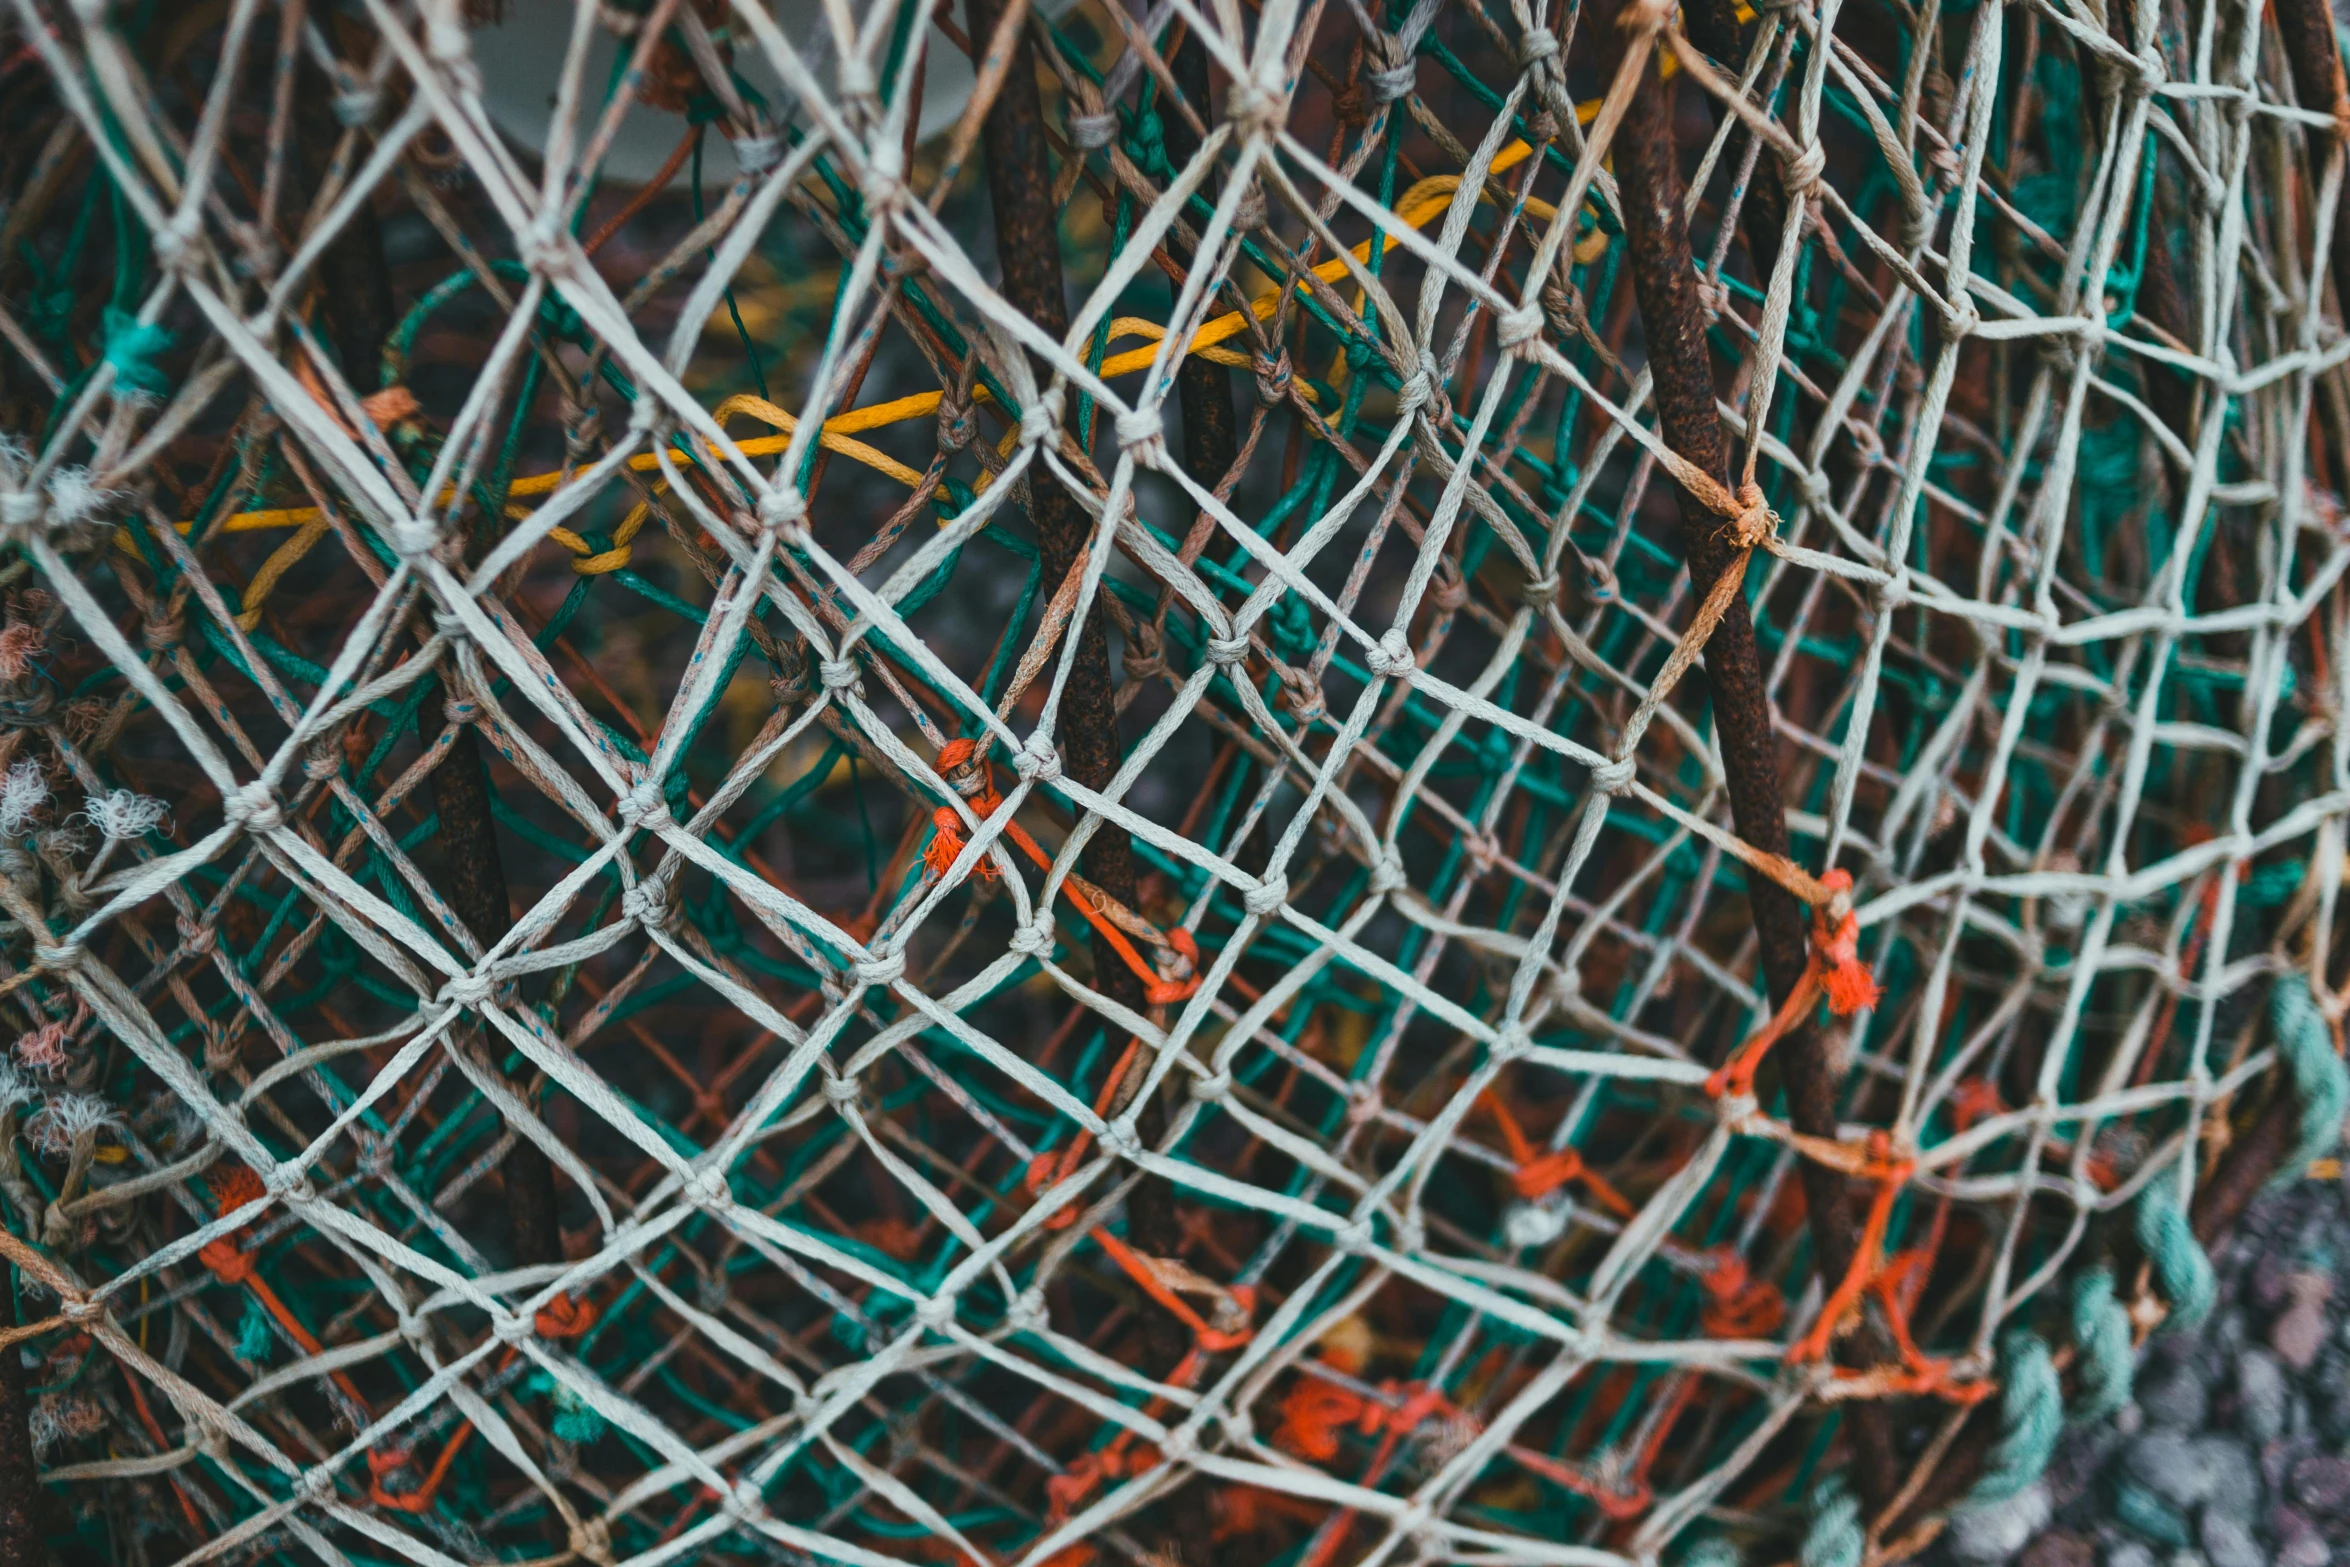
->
[{"left": 0, "top": 0, "right": 2346, "bottom": 1561}]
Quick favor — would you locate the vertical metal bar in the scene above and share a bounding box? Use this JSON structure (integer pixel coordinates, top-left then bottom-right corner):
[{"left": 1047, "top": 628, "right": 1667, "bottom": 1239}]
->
[
  {"left": 1610, "top": 33, "right": 1902, "bottom": 1514},
  {"left": 962, "top": 0, "right": 1195, "bottom": 1259},
  {"left": 1162, "top": 26, "right": 1240, "bottom": 492}
]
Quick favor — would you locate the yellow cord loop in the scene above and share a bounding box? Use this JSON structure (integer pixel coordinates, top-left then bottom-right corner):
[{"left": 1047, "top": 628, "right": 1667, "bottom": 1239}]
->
[{"left": 179, "top": 132, "right": 1620, "bottom": 618}]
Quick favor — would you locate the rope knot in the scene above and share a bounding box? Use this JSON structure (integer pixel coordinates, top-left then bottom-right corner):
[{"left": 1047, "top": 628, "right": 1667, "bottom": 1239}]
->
[
  {"left": 1496, "top": 302, "right": 1548, "bottom": 354},
  {"left": 855, "top": 948, "right": 906, "bottom": 988},
  {"left": 1112, "top": 404, "right": 1165, "bottom": 462},
  {"left": 1726, "top": 483, "right": 1776, "bottom": 550},
  {"left": 224, "top": 781, "right": 283, "bottom": 834},
  {"left": 535, "top": 1292, "right": 597, "bottom": 1339},
  {"left": 1365, "top": 628, "right": 1415, "bottom": 677},
  {"left": 1364, "top": 46, "right": 1416, "bottom": 103},
  {"left": 1017, "top": 389, "right": 1065, "bottom": 449},
  {"left": 935, "top": 737, "right": 993, "bottom": 800},
  {"left": 936, "top": 394, "right": 978, "bottom": 452},
  {"left": 199, "top": 1236, "right": 257, "bottom": 1285},
  {"left": 1253, "top": 348, "right": 1295, "bottom": 406},
  {"left": 1205, "top": 632, "right": 1251, "bottom": 667},
  {"left": 1781, "top": 140, "right": 1827, "bottom": 199},
  {"left": 1699, "top": 1250, "right": 1786, "bottom": 1337},
  {"left": 1396, "top": 354, "right": 1442, "bottom": 418},
  {"left": 758, "top": 486, "right": 809, "bottom": 539},
  {"left": 142, "top": 606, "right": 184, "bottom": 653},
  {"left": 1069, "top": 108, "right": 1118, "bottom": 149},
  {"left": 731, "top": 132, "right": 784, "bottom": 176},
  {"left": 437, "top": 971, "right": 494, "bottom": 1010},
  {"left": 1013, "top": 736, "right": 1062, "bottom": 783},
  {"left": 1589, "top": 756, "right": 1635, "bottom": 794},
  {"left": 1224, "top": 75, "right": 1290, "bottom": 138},
  {"left": 332, "top": 85, "right": 381, "bottom": 127},
  {"left": 818, "top": 656, "right": 862, "bottom": 695}
]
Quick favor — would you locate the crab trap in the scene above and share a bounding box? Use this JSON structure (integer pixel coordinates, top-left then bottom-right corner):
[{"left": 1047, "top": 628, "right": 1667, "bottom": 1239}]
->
[{"left": 0, "top": 0, "right": 2346, "bottom": 1564}]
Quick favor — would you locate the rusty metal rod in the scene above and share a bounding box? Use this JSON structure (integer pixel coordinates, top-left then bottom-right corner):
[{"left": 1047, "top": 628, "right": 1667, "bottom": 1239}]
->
[
  {"left": 1678, "top": 0, "right": 1789, "bottom": 283},
  {"left": 2273, "top": 0, "right": 2350, "bottom": 323},
  {"left": 1607, "top": 21, "right": 1902, "bottom": 1514},
  {"left": 1161, "top": 25, "right": 1241, "bottom": 492},
  {"left": 963, "top": 0, "right": 1185, "bottom": 1271},
  {"left": 297, "top": 47, "right": 564, "bottom": 1276}
]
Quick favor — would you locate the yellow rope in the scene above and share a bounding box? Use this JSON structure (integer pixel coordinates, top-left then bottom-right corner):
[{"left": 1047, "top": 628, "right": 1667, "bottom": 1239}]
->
[{"left": 191, "top": 132, "right": 1616, "bottom": 618}]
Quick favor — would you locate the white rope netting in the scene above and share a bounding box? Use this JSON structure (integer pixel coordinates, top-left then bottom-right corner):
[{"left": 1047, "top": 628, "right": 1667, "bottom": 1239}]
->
[{"left": 0, "top": 0, "right": 2343, "bottom": 1562}]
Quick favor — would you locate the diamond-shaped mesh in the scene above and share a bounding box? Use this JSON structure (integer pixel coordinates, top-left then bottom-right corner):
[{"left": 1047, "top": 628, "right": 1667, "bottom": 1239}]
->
[{"left": 0, "top": 0, "right": 2341, "bottom": 1563}]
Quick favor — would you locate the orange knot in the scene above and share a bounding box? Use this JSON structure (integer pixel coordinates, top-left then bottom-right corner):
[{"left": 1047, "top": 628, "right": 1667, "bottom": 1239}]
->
[
  {"left": 1143, "top": 926, "right": 1202, "bottom": 1006},
  {"left": 1811, "top": 869, "right": 1879, "bottom": 1016},
  {"left": 1274, "top": 1373, "right": 1452, "bottom": 1464},
  {"left": 198, "top": 1236, "right": 256, "bottom": 1286},
  {"left": 1274, "top": 1377, "right": 1371, "bottom": 1462},
  {"left": 1511, "top": 1148, "right": 1582, "bottom": 1200},
  {"left": 365, "top": 1446, "right": 426, "bottom": 1512},
  {"left": 935, "top": 738, "right": 1001, "bottom": 810},
  {"left": 535, "top": 1293, "right": 597, "bottom": 1339},
  {"left": 1698, "top": 1250, "right": 1786, "bottom": 1338},
  {"left": 1480, "top": 1092, "right": 1635, "bottom": 1216}
]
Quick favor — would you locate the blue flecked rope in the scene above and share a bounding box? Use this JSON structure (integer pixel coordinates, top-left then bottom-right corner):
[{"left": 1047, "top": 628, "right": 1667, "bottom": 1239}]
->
[
  {"left": 2270, "top": 972, "right": 2348, "bottom": 1181},
  {"left": 2134, "top": 1174, "right": 2215, "bottom": 1330},
  {"left": 1957, "top": 1330, "right": 2062, "bottom": 1509},
  {"left": 1787, "top": 971, "right": 2339, "bottom": 1558},
  {"left": 2068, "top": 1266, "right": 2133, "bottom": 1421},
  {"left": 1801, "top": 1473, "right": 1863, "bottom": 1567}
]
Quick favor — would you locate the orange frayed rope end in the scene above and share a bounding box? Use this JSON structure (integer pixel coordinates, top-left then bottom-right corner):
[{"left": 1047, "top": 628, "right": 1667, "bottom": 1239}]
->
[
  {"left": 1811, "top": 869, "right": 1878, "bottom": 1016},
  {"left": 924, "top": 807, "right": 996, "bottom": 881}
]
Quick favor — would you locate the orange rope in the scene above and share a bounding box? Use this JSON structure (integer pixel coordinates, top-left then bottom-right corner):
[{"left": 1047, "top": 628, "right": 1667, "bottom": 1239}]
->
[
  {"left": 928, "top": 740, "right": 1201, "bottom": 1006},
  {"left": 1705, "top": 870, "right": 1879, "bottom": 1103},
  {"left": 1477, "top": 1090, "right": 1634, "bottom": 1215}
]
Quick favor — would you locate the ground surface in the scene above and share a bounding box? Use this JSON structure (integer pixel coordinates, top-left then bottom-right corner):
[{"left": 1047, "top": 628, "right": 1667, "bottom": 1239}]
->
[{"left": 1957, "top": 1175, "right": 2350, "bottom": 1567}]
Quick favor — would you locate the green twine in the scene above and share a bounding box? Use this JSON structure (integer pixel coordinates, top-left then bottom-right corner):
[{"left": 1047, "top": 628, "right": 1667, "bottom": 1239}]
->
[
  {"left": 1680, "top": 1538, "right": 1742, "bottom": 1567},
  {"left": 100, "top": 307, "right": 174, "bottom": 399},
  {"left": 236, "top": 1296, "right": 273, "bottom": 1363},
  {"left": 1800, "top": 1474, "right": 1863, "bottom": 1567},
  {"left": 2067, "top": 1267, "right": 2133, "bottom": 1421},
  {"left": 2133, "top": 1175, "right": 2214, "bottom": 1330},
  {"left": 532, "top": 1370, "right": 607, "bottom": 1444},
  {"left": 1958, "top": 1330, "right": 2061, "bottom": 1509},
  {"left": 2270, "top": 972, "right": 2348, "bottom": 1181}
]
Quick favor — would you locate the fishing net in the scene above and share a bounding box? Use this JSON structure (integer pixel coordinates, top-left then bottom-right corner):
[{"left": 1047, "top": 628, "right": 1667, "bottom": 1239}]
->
[{"left": 0, "top": 0, "right": 2343, "bottom": 1563}]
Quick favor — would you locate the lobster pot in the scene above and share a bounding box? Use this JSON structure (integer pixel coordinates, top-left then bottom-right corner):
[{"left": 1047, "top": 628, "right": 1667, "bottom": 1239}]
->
[{"left": 0, "top": 0, "right": 2338, "bottom": 1563}]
